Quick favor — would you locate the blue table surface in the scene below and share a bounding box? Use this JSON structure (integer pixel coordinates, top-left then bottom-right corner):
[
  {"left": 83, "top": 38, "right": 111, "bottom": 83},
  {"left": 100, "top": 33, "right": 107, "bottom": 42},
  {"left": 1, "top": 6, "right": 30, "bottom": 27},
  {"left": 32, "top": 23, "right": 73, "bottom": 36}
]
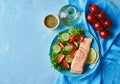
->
[{"left": 0, "top": 0, "right": 119, "bottom": 84}]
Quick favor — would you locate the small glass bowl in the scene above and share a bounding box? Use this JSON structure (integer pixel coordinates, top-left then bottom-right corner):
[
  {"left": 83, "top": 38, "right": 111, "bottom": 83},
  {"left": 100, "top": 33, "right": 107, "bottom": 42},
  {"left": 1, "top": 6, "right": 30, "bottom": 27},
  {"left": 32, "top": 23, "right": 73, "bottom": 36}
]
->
[{"left": 44, "top": 13, "right": 59, "bottom": 30}]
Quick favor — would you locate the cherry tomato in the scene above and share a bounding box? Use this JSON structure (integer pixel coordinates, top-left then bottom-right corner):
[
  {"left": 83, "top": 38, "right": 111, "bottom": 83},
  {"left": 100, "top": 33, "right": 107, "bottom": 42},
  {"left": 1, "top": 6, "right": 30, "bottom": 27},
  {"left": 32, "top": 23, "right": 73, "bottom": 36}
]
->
[
  {"left": 89, "top": 4, "right": 99, "bottom": 13},
  {"left": 58, "top": 40, "right": 64, "bottom": 49},
  {"left": 97, "top": 11, "right": 106, "bottom": 20},
  {"left": 86, "top": 13, "right": 97, "bottom": 23},
  {"left": 104, "top": 19, "right": 112, "bottom": 29},
  {"left": 99, "top": 29, "right": 110, "bottom": 38},
  {"left": 78, "top": 34, "right": 84, "bottom": 42},
  {"left": 57, "top": 54, "right": 65, "bottom": 64},
  {"left": 69, "top": 34, "right": 76, "bottom": 44},
  {"left": 72, "top": 43, "right": 78, "bottom": 49},
  {"left": 94, "top": 21, "right": 104, "bottom": 30},
  {"left": 61, "top": 60, "right": 70, "bottom": 69},
  {"left": 70, "top": 49, "right": 77, "bottom": 59}
]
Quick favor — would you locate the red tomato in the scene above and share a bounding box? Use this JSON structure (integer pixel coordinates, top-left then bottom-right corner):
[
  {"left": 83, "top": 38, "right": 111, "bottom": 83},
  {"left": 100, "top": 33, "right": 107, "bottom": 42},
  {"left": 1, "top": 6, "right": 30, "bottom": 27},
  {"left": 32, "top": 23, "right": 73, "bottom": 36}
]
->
[
  {"left": 99, "top": 29, "right": 110, "bottom": 38},
  {"left": 72, "top": 43, "right": 78, "bottom": 49},
  {"left": 66, "top": 42, "right": 71, "bottom": 45},
  {"left": 57, "top": 54, "right": 65, "bottom": 64},
  {"left": 61, "top": 60, "right": 70, "bottom": 69},
  {"left": 104, "top": 19, "right": 112, "bottom": 29},
  {"left": 89, "top": 4, "right": 99, "bottom": 13},
  {"left": 69, "top": 34, "right": 76, "bottom": 44},
  {"left": 97, "top": 11, "right": 106, "bottom": 20},
  {"left": 58, "top": 40, "right": 64, "bottom": 49},
  {"left": 70, "top": 49, "right": 77, "bottom": 59},
  {"left": 78, "top": 34, "right": 84, "bottom": 42},
  {"left": 93, "top": 21, "right": 104, "bottom": 30},
  {"left": 86, "top": 13, "right": 97, "bottom": 23}
]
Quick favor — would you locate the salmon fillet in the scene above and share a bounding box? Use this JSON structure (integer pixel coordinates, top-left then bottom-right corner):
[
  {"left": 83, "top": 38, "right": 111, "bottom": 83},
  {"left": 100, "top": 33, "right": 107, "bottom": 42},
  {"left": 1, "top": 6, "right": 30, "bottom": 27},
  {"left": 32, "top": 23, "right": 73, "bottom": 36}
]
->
[{"left": 71, "top": 38, "right": 93, "bottom": 74}]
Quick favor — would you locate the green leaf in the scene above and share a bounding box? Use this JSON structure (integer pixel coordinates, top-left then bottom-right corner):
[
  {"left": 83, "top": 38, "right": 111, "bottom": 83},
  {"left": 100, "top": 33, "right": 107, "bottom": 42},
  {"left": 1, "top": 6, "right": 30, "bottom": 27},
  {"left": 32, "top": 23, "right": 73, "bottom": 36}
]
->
[
  {"left": 68, "top": 28, "right": 77, "bottom": 37},
  {"left": 61, "top": 49, "right": 70, "bottom": 55},
  {"left": 76, "top": 28, "right": 84, "bottom": 35}
]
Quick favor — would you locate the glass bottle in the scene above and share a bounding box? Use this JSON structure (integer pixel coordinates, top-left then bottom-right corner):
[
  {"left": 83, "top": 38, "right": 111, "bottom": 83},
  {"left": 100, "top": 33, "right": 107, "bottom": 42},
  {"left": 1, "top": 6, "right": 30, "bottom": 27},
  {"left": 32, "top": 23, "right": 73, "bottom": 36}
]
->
[{"left": 59, "top": 5, "right": 81, "bottom": 26}]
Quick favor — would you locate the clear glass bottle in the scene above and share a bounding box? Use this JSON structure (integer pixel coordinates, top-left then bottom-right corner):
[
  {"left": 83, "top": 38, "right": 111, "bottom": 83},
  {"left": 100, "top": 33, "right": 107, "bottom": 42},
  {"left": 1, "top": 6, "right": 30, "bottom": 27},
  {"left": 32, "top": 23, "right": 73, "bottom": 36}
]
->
[{"left": 59, "top": 5, "right": 81, "bottom": 26}]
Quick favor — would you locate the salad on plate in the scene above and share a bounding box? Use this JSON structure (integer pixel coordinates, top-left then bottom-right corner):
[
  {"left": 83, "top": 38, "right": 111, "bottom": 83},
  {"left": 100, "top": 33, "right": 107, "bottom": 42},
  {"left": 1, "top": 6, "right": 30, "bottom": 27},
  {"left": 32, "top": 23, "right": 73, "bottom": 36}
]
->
[{"left": 49, "top": 27, "right": 99, "bottom": 76}]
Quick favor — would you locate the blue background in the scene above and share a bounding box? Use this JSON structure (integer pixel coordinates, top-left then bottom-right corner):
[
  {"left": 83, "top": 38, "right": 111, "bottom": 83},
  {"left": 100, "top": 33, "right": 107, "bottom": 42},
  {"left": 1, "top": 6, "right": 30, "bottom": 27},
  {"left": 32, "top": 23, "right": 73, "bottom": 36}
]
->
[{"left": 0, "top": 0, "right": 120, "bottom": 84}]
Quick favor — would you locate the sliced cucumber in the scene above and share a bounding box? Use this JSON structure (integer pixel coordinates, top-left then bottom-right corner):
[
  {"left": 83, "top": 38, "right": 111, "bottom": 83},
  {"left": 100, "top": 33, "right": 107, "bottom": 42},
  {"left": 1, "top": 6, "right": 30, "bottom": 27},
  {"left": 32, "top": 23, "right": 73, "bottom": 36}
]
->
[
  {"left": 65, "top": 55, "right": 72, "bottom": 63},
  {"left": 61, "top": 49, "right": 69, "bottom": 55},
  {"left": 61, "top": 33, "right": 70, "bottom": 42},
  {"left": 64, "top": 45, "right": 73, "bottom": 52},
  {"left": 53, "top": 44, "right": 61, "bottom": 54},
  {"left": 68, "top": 28, "right": 77, "bottom": 36}
]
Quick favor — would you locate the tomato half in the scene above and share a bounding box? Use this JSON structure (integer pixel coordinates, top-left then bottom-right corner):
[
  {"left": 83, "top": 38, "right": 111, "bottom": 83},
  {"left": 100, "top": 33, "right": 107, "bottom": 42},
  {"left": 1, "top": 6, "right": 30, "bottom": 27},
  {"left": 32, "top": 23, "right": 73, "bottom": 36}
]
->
[
  {"left": 61, "top": 60, "right": 70, "bottom": 69},
  {"left": 78, "top": 34, "right": 84, "bottom": 42},
  {"left": 70, "top": 49, "right": 77, "bottom": 59},
  {"left": 69, "top": 34, "right": 76, "bottom": 44},
  {"left": 57, "top": 54, "right": 65, "bottom": 64},
  {"left": 58, "top": 40, "right": 64, "bottom": 49},
  {"left": 72, "top": 43, "right": 78, "bottom": 49}
]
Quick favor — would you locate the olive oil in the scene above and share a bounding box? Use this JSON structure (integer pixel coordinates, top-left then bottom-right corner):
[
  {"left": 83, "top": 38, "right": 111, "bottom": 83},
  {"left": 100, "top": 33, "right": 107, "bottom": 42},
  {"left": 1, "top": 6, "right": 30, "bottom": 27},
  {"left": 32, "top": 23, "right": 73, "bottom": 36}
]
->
[{"left": 59, "top": 5, "right": 81, "bottom": 26}]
